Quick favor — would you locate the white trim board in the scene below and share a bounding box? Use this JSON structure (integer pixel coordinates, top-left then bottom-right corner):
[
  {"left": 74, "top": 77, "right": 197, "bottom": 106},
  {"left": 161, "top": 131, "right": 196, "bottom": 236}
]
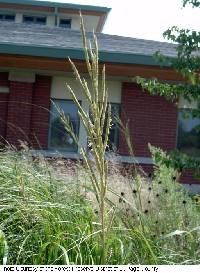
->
[{"left": 30, "top": 150, "right": 153, "bottom": 164}]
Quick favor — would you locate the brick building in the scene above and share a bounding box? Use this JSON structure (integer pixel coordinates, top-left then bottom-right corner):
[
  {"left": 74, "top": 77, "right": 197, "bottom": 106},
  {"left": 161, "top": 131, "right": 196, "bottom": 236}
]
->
[{"left": 0, "top": 0, "right": 199, "bottom": 189}]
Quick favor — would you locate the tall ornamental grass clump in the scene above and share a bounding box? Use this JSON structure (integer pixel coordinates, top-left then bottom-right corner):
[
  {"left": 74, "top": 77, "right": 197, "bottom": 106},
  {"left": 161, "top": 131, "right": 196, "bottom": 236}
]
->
[
  {"left": 57, "top": 15, "right": 200, "bottom": 264},
  {"left": 58, "top": 15, "right": 113, "bottom": 264},
  {"left": 0, "top": 149, "right": 99, "bottom": 265},
  {"left": 0, "top": 148, "right": 200, "bottom": 265},
  {"left": 112, "top": 145, "right": 200, "bottom": 264}
]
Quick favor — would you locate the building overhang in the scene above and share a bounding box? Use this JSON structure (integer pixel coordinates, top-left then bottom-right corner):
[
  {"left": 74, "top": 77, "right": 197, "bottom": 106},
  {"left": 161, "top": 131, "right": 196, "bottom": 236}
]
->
[
  {"left": 0, "top": 42, "right": 173, "bottom": 67},
  {"left": 0, "top": 53, "right": 184, "bottom": 81}
]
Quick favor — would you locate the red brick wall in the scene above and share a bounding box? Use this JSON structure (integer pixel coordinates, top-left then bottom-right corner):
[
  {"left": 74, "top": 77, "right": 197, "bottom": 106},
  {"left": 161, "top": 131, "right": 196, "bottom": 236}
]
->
[
  {"left": 180, "top": 170, "right": 200, "bottom": 184},
  {"left": 123, "top": 163, "right": 200, "bottom": 184},
  {"left": 119, "top": 82, "right": 177, "bottom": 157},
  {"left": 118, "top": 82, "right": 200, "bottom": 184},
  {"left": 0, "top": 74, "right": 51, "bottom": 149},
  {"left": 6, "top": 81, "right": 33, "bottom": 147},
  {"left": 30, "top": 75, "right": 52, "bottom": 149},
  {"left": 0, "top": 93, "right": 8, "bottom": 140},
  {"left": 0, "top": 72, "right": 9, "bottom": 141},
  {"left": 121, "top": 163, "right": 154, "bottom": 178}
]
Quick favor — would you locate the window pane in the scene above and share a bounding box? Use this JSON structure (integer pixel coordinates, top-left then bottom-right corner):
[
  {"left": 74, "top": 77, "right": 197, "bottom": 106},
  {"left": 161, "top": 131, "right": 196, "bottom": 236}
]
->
[
  {"left": 0, "top": 14, "right": 15, "bottom": 21},
  {"left": 49, "top": 100, "right": 79, "bottom": 152},
  {"left": 23, "top": 16, "right": 34, "bottom": 23},
  {"left": 23, "top": 16, "right": 46, "bottom": 25},
  {"left": 5, "top": 15, "right": 15, "bottom": 21},
  {"left": 104, "top": 103, "right": 120, "bottom": 151},
  {"left": 36, "top": 17, "right": 46, "bottom": 24},
  {"left": 177, "top": 109, "right": 200, "bottom": 157},
  {"left": 59, "top": 19, "right": 71, "bottom": 28},
  {"left": 88, "top": 103, "right": 120, "bottom": 152}
]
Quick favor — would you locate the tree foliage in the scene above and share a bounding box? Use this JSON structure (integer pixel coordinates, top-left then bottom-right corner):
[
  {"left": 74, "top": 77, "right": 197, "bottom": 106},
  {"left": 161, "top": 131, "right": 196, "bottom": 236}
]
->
[
  {"left": 183, "top": 0, "right": 200, "bottom": 7},
  {"left": 162, "top": 27, "right": 200, "bottom": 82},
  {"left": 135, "top": 0, "right": 200, "bottom": 179}
]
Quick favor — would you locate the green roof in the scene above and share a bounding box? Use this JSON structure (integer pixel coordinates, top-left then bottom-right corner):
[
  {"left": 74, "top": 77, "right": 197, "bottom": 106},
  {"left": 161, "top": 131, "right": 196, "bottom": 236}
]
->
[{"left": 0, "top": 0, "right": 111, "bottom": 13}]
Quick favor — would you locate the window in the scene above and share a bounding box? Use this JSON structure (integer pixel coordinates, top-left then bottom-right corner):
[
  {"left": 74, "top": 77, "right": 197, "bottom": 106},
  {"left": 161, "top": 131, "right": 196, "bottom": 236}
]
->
[
  {"left": 107, "top": 104, "right": 120, "bottom": 151},
  {"left": 87, "top": 103, "right": 120, "bottom": 152},
  {"left": 177, "top": 109, "right": 200, "bottom": 157},
  {"left": 0, "top": 14, "right": 15, "bottom": 21},
  {"left": 49, "top": 100, "right": 80, "bottom": 152},
  {"left": 91, "top": 103, "right": 120, "bottom": 152},
  {"left": 23, "top": 16, "right": 34, "bottom": 23},
  {"left": 59, "top": 19, "right": 71, "bottom": 29},
  {"left": 23, "top": 16, "right": 46, "bottom": 25},
  {"left": 36, "top": 17, "right": 46, "bottom": 24}
]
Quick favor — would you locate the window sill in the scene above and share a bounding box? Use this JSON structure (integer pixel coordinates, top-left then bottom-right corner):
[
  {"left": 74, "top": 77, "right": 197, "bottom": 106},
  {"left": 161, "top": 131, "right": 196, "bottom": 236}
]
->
[
  {"left": 30, "top": 150, "right": 81, "bottom": 160},
  {"left": 30, "top": 149, "right": 153, "bottom": 164}
]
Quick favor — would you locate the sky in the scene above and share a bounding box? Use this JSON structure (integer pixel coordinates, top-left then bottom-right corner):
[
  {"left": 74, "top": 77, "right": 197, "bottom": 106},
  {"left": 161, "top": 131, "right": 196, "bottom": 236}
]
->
[{"left": 41, "top": 0, "right": 199, "bottom": 42}]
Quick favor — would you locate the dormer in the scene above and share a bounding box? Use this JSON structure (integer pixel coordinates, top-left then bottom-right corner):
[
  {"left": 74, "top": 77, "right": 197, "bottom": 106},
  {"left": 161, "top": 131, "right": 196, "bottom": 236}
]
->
[{"left": 0, "top": 0, "right": 111, "bottom": 32}]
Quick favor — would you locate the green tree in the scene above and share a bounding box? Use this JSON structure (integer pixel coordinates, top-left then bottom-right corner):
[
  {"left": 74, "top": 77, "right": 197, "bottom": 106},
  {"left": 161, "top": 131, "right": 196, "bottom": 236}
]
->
[{"left": 135, "top": 0, "right": 200, "bottom": 179}]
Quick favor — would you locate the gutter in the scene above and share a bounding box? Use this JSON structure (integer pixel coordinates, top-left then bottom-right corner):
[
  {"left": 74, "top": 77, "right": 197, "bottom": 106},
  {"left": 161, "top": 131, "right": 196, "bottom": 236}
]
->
[
  {"left": 0, "top": 43, "right": 171, "bottom": 67},
  {"left": 0, "top": 0, "right": 111, "bottom": 14}
]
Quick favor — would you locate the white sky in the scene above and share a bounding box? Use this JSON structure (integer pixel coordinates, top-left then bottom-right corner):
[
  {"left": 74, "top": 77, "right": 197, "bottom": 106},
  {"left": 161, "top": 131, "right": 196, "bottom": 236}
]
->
[{"left": 41, "top": 0, "right": 199, "bottom": 42}]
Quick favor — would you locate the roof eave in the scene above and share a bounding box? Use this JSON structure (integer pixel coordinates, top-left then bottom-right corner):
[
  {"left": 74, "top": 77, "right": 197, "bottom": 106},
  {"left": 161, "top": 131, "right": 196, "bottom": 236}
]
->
[
  {"left": 0, "top": 43, "right": 171, "bottom": 67},
  {"left": 0, "top": 0, "right": 111, "bottom": 14}
]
